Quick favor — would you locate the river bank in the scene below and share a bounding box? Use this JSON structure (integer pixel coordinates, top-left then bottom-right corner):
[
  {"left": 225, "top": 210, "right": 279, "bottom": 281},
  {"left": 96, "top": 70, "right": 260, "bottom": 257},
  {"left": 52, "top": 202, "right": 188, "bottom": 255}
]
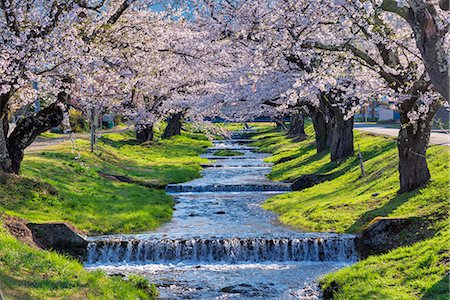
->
[
  {"left": 84, "top": 130, "right": 357, "bottom": 299},
  {"left": 0, "top": 129, "right": 211, "bottom": 299},
  {"left": 251, "top": 124, "right": 449, "bottom": 299},
  {"left": 1, "top": 123, "right": 448, "bottom": 299},
  {"left": 2, "top": 130, "right": 211, "bottom": 234}
]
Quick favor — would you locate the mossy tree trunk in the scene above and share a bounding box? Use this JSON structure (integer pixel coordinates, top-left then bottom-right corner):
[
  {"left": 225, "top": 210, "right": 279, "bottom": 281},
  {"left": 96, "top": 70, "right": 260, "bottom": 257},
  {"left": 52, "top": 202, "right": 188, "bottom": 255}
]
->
[
  {"left": 288, "top": 112, "right": 307, "bottom": 141},
  {"left": 330, "top": 115, "right": 354, "bottom": 161},
  {"left": 309, "top": 102, "right": 333, "bottom": 153}
]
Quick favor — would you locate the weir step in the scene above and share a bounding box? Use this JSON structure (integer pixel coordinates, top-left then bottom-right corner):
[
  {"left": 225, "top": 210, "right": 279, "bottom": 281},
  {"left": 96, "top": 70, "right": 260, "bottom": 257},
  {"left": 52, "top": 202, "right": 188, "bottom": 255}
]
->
[
  {"left": 200, "top": 164, "right": 272, "bottom": 168},
  {"left": 203, "top": 156, "right": 263, "bottom": 160},
  {"left": 207, "top": 147, "right": 256, "bottom": 151},
  {"left": 166, "top": 184, "right": 292, "bottom": 193},
  {"left": 86, "top": 236, "right": 357, "bottom": 264},
  {"left": 212, "top": 139, "right": 252, "bottom": 144}
]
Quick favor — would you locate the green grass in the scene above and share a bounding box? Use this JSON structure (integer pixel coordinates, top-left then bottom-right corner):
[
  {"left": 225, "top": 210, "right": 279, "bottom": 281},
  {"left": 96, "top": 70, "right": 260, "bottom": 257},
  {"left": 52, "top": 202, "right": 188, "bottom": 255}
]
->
[
  {"left": 214, "top": 122, "right": 247, "bottom": 131},
  {"left": 320, "top": 230, "right": 449, "bottom": 300},
  {"left": 1, "top": 130, "right": 211, "bottom": 235},
  {"left": 0, "top": 128, "right": 211, "bottom": 299},
  {"left": 38, "top": 131, "right": 63, "bottom": 139},
  {"left": 0, "top": 225, "right": 156, "bottom": 299},
  {"left": 213, "top": 149, "right": 244, "bottom": 156},
  {"left": 251, "top": 124, "right": 449, "bottom": 299}
]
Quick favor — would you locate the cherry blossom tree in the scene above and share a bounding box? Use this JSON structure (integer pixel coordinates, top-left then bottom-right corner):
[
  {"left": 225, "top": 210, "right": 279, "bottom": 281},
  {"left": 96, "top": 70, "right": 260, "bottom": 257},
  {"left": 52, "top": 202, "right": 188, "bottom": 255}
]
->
[
  {"left": 379, "top": 0, "right": 449, "bottom": 101},
  {"left": 191, "top": 0, "right": 448, "bottom": 191},
  {"left": 2, "top": 0, "right": 446, "bottom": 193},
  {"left": 0, "top": 0, "right": 163, "bottom": 173},
  {"left": 297, "top": 0, "right": 448, "bottom": 191},
  {"left": 0, "top": 0, "right": 87, "bottom": 173}
]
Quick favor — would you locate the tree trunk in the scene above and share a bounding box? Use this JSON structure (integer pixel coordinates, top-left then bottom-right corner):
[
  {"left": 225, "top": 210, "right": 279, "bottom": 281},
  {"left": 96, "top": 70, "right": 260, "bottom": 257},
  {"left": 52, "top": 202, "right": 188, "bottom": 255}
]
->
[
  {"left": 275, "top": 121, "right": 287, "bottom": 131},
  {"left": 0, "top": 92, "right": 13, "bottom": 173},
  {"left": 136, "top": 124, "right": 154, "bottom": 143},
  {"left": 6, "top": 102, "right": 64, "bottom": 173},
  {"left": 310, "top": 107, "right": 332, "bottom": 153},
  {"left": 90, "top": 106, "right": 96, "bottom": 152},
  {"left": 408, "top": 3, "right": 449, "bottom": 102},
  {"left": 397, "top": 121, "right": 431, "bottom": 193},
  {"left": 0, "top": 114, "right": 13, "bottom": 173},
  {"left": 288, "top": 112, "right": 307, "bottom": 140},
  {"left": 330, "top": 115, "right": 354, "bottom": 161},
  {"left": 394, "top": 79, "right": 441, "bottom": 193},
  {"left": 380, "top": 1, "right": 449, "bottom": 102},
  {"left": 162, "top": 113, "right": 182, "bottom": 139},
  {"left": 0, "top": 88, "right": 67, "bottom": 174}
]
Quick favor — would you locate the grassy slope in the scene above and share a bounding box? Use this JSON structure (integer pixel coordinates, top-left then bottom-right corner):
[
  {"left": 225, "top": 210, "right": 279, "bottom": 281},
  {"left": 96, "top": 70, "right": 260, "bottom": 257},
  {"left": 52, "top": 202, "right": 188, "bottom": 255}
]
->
[
  {"left": 251, "top": 124, "right": 449, "bottom": 299},
  {"left": 1, "top": 131, "right": 210, "bottom": 235},
  {"left": 0, "top": 130, "right": 211, "bottom": 299},
  {"left": 0, "top": 225, "right": 155, "bottom": 300}
]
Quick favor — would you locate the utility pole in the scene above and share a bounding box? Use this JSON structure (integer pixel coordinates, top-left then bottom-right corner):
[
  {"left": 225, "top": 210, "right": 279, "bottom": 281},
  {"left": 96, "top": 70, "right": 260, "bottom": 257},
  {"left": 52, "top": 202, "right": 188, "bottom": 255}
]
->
[
  {"left": 33, "top": 81, "right": 41, "bottom": 112},
  {"left": 33, "top": 81, "right": 40, "bottom": 112},
  {"left": 358, "top": 144, "right": 366, "bottom": 177},
  {"left": 90, "top": 106, "right": 96, "bottom": 152}
]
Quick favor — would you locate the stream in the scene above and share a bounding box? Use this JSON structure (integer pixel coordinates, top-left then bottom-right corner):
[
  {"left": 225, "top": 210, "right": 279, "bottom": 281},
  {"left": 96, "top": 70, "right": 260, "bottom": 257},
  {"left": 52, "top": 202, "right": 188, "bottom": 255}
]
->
[{"left": 84, "top": 131, "right": 357, "bottom": 299}]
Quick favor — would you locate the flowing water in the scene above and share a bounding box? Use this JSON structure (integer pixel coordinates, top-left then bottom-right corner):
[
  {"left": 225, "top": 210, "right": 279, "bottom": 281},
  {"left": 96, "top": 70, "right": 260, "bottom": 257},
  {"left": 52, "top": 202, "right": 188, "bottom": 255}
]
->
[{"left": 85, "top": 132, "right": 357, "bottom": 299}]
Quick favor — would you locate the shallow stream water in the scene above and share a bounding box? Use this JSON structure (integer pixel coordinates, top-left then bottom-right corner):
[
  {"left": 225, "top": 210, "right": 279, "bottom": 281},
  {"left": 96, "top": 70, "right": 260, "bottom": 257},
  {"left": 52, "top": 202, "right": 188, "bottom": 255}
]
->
[{"left": 84, "top": 132, "right": 356, "bottom": 299}]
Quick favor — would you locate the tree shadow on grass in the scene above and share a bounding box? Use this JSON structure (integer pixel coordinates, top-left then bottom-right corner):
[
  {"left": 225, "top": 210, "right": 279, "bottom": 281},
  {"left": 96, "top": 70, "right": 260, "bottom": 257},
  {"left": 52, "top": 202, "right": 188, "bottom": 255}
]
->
[
  {"left": 0, "top": 271, "right": 78, "bottom": 299},
  {"left": 282, "top": 140, "right": 397, "bottom": 183},
  {"left": 346, "top": 188, "right": 419, "bottom": 233},
  {"left": 421, "top": 274, "right": 449, "bottom": 300},
  {"left": 270, "top": 148, "right": 329, "bottom": 180},
  {"left": 273, "top": 142, "right": 317, "bottom": 164},
  {"left": 99, "top": 136, "right": 141, "bottom": 148}
]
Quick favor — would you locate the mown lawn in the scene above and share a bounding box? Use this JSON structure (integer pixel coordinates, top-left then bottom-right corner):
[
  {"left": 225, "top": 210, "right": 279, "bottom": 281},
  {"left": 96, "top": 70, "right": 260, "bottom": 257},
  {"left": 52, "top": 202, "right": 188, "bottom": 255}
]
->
[
  {"left": 1, "top": 130, "right": 211, "bottom": 235},
  {"left": 251, "top": 124, "right": 449, "bottom": 299}
]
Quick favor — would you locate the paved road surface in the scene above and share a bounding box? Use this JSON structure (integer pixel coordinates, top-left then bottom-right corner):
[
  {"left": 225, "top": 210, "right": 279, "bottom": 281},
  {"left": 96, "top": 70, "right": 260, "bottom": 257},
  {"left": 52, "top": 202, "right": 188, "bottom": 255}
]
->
[
  {"left": 26, "top": 127, "right": 130, "bottom": 152},
  {"left": 354, "top": 123, "right": 450, "bottom": 146}
]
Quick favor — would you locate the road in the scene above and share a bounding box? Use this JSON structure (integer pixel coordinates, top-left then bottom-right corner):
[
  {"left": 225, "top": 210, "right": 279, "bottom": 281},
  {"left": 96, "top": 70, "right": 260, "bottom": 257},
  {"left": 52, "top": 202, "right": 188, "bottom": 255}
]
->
[
  {"left": 354, "top": 123, "right": 450, "bottom": 146},
  {"left": 26, "top": 136, "right": 72, "bottom": 152},
  {"left": 26, "top": 126, "right": 130, "bottom": 152}
]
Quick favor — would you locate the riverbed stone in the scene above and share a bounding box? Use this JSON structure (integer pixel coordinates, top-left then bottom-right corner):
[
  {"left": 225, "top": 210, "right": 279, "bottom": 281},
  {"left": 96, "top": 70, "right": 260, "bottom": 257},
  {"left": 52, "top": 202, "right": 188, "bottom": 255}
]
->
[
  {"left": 27, "top": 222, "right": 88, "bottom": 260},
  {"left": 220, "top": 284, "right": 262, "bottom": 296}
]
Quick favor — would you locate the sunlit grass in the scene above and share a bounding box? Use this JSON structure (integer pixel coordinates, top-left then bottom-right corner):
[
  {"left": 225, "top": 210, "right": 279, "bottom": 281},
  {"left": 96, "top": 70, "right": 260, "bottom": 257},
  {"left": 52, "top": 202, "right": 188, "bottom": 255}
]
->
[
  {"left": 1, "top": 130, "right": 211, "bottom": 235},
  {"left": 252, "top": 123, "right": 449, "bottom": 299},
  {"left": 0, "top": 225, "right": 156, "bottom": 299},
  {"left": 253, "top": 125, "right": 449, "bottom": 233},
  {"left": 0, "top": 129, "right": 212, "bottom": 299}
]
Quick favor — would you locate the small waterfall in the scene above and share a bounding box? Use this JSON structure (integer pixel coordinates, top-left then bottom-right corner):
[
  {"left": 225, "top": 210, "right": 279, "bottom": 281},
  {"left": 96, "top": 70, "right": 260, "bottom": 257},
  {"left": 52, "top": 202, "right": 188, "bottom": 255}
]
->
[
  {"left": 203, "top": 156, "right": 262, "bottom": 160},
  {"left": 208, "top": 147, "right": 256, "bottom": 151},
  {"left": 201, "top": 164, "right": 273, "bottom": 168},
  {"left": 166, "top": 184, "right": 292, "bottom": 193},
  {"left": 212, "top": 139, "right": 252, "bottom": 144},
  {"left": 86, "top": 236, "right": 357, "bottom": 264}
]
